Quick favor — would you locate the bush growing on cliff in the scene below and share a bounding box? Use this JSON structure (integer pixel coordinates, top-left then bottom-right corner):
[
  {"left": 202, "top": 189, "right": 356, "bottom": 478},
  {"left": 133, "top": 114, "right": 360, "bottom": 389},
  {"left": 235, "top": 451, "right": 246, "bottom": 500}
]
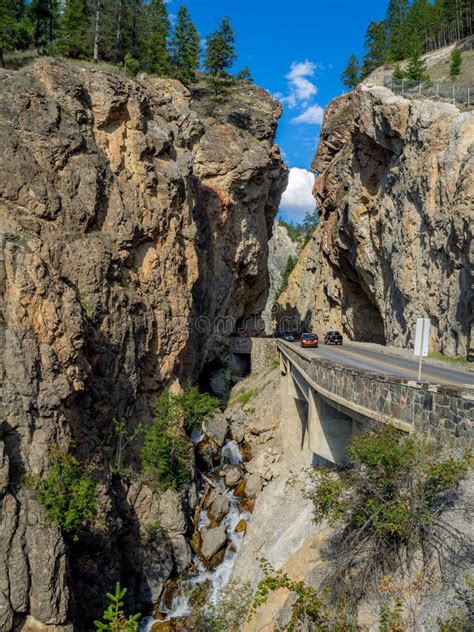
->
[
  {"left": 27, "top": 447, "right": 98, "bottom": 538},
  {"left": 306, "top": 427, "right": 472, "bottom": 602},
  {"left": 141, "top": 387, "right": 219, "bottom": 490}
]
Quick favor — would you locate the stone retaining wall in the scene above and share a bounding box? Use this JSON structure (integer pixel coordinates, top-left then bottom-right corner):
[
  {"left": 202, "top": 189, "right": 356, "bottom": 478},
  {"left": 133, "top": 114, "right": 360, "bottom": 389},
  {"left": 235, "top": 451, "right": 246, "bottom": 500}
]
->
[
  {"left": 278, "top": 342, "right": 474, "bottom": 447},
  {"left": 229, "top": 337, "right": 278, "bottom": 375},
  {"left": 251, "top": 338, "right": 278, "bottom": 373}
]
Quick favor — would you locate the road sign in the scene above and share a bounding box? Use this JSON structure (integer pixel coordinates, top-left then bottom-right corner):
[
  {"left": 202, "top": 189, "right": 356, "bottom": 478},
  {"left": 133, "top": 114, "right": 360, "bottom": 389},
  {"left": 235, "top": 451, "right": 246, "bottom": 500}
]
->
[
  {"left": 414, "top": 318, "right": 430, "bottom": 380},
  {"left": 414, "top": 318, "right": 430, "bottom": 357}
]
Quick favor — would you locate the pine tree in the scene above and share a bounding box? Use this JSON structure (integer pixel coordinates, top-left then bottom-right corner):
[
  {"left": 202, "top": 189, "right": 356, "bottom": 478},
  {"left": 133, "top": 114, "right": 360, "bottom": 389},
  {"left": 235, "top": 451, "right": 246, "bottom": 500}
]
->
[
  {"left": 170, "top": 5, "right": 200, "bottom": 85},
  {"left": 236, "top": 66, "right": 253, "bottom": 82},
  {"left": 59, "top": 0, "right": 91, "bottom": 58},
  {"left": 0, "top": 0, "right": 19, "bottom": 66},
  {"left": 405, "top": 48, "right": 430, "bottom": 81},
  {"left": 450, "top": 49, "right": 462, "bottom": 78},
  {"left": 341, "top": 54, "right": 360, "bottom": 90},
  {"left": 143, "top": 0, "right": 170, "bottom": 75},
  {"left": 361, "top": 21, "right": 388, "bottom": 78},
  {"left": 204, "top": 17, "right": 236, "bottom": 97},
  {"left": 386, "top": 0, "right": 410, "bottom": 60}
]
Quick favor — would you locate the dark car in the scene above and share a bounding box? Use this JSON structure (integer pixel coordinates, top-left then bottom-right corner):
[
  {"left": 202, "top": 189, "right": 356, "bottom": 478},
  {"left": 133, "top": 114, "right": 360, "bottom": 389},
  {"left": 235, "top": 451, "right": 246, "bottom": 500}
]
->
[
  {"left": 281, "top": 332, "right": 296, "bottom": 342},
  {"left": 324, "top": 330, "right": 343, "bottom": 345},
  {"left": 300, "top": 333, "right": 318, "bottom": 348}
]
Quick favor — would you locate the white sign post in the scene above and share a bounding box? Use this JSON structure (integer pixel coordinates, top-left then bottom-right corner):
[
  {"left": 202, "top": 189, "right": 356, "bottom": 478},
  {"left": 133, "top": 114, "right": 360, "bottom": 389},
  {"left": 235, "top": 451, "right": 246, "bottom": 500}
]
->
[{"left": 414, "top": 318, "right": 430, "bottom": 380}]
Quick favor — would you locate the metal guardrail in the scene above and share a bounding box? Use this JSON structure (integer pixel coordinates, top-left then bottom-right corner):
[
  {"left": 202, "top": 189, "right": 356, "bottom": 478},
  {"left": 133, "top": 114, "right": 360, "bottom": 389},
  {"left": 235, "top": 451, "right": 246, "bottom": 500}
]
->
[{"left": 384, "top": 76, "right": 473, "bottom": 106}]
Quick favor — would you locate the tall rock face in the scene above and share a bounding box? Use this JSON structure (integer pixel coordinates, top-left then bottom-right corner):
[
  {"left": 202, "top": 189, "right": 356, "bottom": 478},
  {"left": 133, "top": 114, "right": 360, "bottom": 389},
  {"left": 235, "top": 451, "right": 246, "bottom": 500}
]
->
[
  {"left": 0, "top": 59, "right": 287, "bottom": 631},
  {"left": 262, "top": 222, "right": 299, "bottom": 333},
  {"left": 279, "top": 86, "right": 473, "bottom": 355}
]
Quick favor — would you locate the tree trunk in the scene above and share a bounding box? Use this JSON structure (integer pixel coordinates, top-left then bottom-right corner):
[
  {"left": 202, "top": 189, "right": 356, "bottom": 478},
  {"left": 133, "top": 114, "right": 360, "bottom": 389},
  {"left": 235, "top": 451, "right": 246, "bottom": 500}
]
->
[
  {"left": 93, "top": 0, "right": 101, "bottom": 63},
  {"left": 115, "top": 7, "right": 122, "bottom": 62}
]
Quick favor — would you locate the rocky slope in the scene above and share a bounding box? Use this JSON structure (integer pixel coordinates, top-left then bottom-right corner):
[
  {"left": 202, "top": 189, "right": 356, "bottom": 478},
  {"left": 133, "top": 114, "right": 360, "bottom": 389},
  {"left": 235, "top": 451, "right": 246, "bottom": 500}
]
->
[
  {"left": 0, "top": 58, "right": 287, "bottom": 631},
  {"left": 278, "top": 85, "right": 473, "bottom": 355},
  {"left": 261, "top": 221, "right": 299, "bottom": 333}
]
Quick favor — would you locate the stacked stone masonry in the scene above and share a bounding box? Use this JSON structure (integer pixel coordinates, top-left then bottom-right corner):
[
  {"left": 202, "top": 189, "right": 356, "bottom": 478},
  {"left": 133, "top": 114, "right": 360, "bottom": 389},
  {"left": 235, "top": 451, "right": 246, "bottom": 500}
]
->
[{"left": 278, "top": 342, "right": 473, "bottom": 447}]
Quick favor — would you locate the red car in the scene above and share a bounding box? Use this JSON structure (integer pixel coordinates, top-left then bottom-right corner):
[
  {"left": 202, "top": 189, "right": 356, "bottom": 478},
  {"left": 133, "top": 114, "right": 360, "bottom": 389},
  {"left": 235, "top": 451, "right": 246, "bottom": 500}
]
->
[{"left": 300, "top": 333, "right": 318, "bottom": 348}]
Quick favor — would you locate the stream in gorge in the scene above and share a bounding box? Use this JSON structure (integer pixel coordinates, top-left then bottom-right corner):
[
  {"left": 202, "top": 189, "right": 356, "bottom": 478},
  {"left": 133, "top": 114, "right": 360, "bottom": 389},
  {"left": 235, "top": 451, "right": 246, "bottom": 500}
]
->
[{"left": 141, "top": 436, "right": 252, "bottom": 631}]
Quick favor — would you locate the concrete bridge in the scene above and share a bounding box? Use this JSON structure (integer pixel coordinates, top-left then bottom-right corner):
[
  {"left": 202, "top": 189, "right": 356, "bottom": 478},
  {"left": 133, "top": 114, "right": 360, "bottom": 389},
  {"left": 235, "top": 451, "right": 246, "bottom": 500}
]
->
[{"left": 277, "top": 340, "right": 474, "bottom": 465}]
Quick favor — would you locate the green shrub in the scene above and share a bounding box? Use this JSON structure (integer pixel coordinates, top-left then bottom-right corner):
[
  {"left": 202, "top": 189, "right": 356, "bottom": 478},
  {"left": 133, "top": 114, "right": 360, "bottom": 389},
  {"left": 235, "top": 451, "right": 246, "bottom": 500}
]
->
[
  {"left": 306, "top": 428, "right": 471, "bottom": 601},
  {"left": 141, "top": 386, "right": 218, "bottom": 490},
  {"left": 141, "top": 413, "right": 193, "bottom": 491},
  {"left": 123, "top": 53, "right": 141, "bottom": 77},
  {"left": 450, "top": 50, "right": 462, "bottom": 79},
  {"left": 94, "top": 582, "right": 140, "bottom": 632},
  {"left": 112, "top": 418, "right": 145, "bottom": 475},
  {"left": 251, "top": 560, "right": 331, "bottom": 632},
  {"left": 199, "top": 580, "right": 254, "bottom": 631},
  {"left": 27, "top": 447, "right": 97, "bottom": 538}
]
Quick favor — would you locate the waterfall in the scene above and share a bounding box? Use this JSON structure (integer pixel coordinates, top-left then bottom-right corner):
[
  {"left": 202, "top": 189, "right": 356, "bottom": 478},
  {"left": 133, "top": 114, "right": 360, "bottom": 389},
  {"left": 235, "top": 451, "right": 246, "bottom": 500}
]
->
[{"left": 220, "top": 439, "right": 243, "bottom": 465}]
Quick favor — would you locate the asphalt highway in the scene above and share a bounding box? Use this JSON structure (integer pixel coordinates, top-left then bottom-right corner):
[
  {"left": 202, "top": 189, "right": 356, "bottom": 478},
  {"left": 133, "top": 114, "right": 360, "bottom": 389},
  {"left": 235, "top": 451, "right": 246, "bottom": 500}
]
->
[{"left": 286, "top": 340, "right": 474, "bottom": 388}]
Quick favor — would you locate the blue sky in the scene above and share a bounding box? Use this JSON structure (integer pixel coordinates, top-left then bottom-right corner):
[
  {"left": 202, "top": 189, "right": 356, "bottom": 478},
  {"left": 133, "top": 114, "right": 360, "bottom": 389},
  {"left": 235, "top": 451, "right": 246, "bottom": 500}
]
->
[{"left": 168, "top": 0, "right": 388, "bottom": 222}]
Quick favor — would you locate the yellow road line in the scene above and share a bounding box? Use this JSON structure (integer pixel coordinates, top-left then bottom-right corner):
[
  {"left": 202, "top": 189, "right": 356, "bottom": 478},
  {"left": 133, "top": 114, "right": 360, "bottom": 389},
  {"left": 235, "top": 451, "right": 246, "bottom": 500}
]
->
[{"left": 316, "top": 345, "right": 461, "bottom": 387}]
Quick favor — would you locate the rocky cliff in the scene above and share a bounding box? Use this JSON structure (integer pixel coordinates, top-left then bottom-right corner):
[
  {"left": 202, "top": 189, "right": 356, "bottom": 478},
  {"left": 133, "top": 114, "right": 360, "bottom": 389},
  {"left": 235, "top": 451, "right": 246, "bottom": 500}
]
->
[
  {"left": 278, "top": 86, "right": 473, "bottom": 355},
  {"left": 0, "top": 58, "right": 287, "bottom": 631},
  {"left": 261, "top": 221, "right": 299, "bottom": 333}
]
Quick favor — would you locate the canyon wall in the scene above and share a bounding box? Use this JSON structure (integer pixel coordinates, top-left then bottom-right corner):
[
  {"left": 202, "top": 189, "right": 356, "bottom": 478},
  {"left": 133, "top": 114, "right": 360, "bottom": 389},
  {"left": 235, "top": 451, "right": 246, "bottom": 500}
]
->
[
  {"left": 262, "top": 221, "right": 299, "bottom": 333},
  {"left": 278, "top": 86, "right": 473, "bottom": 355},
  {"left": 0, "top": 59, "right": 287, "bottom": 631}
]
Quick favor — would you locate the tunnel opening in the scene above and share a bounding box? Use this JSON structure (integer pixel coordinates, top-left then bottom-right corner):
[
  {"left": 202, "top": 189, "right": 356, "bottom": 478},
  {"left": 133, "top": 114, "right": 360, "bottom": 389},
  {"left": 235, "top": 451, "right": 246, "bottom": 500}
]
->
[
  {"left": 340, "top": 257, "right": 386, "bottom": 344},
  {"left": 230, "top": 352, "right": 251, "bottom": 379},
  {"left": 198, "top": 358, "right": 228, "bottom": 398}
]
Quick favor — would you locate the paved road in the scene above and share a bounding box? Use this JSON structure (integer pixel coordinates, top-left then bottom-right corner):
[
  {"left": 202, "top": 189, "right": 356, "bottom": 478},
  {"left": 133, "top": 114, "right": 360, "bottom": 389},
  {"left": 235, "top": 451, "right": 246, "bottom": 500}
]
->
[{"left": 286, "top": 340, "right": 474, "bottom": 388}]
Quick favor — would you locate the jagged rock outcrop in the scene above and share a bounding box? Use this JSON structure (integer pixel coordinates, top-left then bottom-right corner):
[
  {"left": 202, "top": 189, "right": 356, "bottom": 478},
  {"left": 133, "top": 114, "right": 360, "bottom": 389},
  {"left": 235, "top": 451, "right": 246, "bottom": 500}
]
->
[
  {"left": 262, "top": 221, "right": 299, "bottom": 333},
  {"left": 0, "top": 58, "right": 287, "bottom": 631},
  {"left": 278, "top": 86, "right": 473, "bottom": 355}
]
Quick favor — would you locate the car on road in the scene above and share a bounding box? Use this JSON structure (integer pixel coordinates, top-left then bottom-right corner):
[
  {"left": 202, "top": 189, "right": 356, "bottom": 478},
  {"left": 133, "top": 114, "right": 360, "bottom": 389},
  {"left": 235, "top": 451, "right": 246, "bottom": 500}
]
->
[
  {"left": 324, "top": 330, "right": 343, "bottom": 345},
  {"left": 282, "top": 332, "right": 296, "bottom": 342},
  {"left": 300, "top": 333, "right": 318, "bottom": 348}
]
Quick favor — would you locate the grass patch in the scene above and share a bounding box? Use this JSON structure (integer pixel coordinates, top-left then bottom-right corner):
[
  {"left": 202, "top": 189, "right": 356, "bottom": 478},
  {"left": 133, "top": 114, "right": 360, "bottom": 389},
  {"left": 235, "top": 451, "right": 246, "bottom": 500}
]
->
[
  {"left": 429, "top": 351, "right": 471, "bottom": 368},
  {"left": 238, "top": 388, "right": 259, "bottom": 407}
]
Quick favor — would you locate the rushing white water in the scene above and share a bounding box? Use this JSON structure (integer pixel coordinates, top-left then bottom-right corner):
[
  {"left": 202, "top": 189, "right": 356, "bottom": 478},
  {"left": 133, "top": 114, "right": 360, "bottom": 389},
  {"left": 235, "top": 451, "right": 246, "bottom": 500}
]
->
[
  {"left": 140, "top": 438, "right": 249, "bottom": 630},
  {"left": 220, "top": 439, "right": 242, "bottom": 465}
]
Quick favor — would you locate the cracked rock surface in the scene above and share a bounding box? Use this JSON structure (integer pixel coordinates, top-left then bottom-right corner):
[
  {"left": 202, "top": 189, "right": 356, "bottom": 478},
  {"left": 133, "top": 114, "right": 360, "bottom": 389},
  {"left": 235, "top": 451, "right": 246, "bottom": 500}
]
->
[{"left": 0, "top": 58, "right": 287, "bottom": 631}]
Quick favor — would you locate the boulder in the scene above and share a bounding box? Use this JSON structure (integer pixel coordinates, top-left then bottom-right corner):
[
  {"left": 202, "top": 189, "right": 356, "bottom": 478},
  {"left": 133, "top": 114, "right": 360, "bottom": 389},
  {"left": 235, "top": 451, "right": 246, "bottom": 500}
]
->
[
  {"left": 203, "top": 414, "right": 228, "bottom": 448},
  {"left": 159, "top": 490, "right": 186, "bottom": 535},
  {"left": 208, "top": 490, "right": 230, "bottom": 522},
  {"left": 221, "top": 464, "right": 243, "bottom": 487},
  {"left": 189, "top": 531, "right": 202, "bottom": 556},
  {"left": 208, "top": 548, "right": 226, "bottom": 569},
  {"left": 234, "top": 519, "right": 247, "bottom": 534},
  {"left": 200, "top": 525, "right": 227, "bottom": 560},
  {"left": 234, "top": 480, "right": 246, "bottom": 498},
  {"left": 230, "top": 420, "right": 246, "bottom": 443},
  {"left": 197, "top": 438, "right": 219, "bottom": 469},
  {"left": 170, "top": 535, "right": 192, "bottom": 573},
  {"left": 245, "top": 473, "right": 263, "bottom": 498}
]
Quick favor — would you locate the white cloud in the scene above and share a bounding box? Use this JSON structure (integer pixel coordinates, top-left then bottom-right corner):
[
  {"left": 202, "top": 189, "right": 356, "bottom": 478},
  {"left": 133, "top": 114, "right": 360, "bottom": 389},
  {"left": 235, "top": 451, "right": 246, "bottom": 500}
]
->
[
  {"left": 280, "top": 167, "right": 316, "bottom": 222},
  {"left": 286, "top": 60, "right": 316, "bottom": 81},
  {"left": 281, "top": 59, "right": 318, "bottom": 109},
  {"left": 291, "top": 104, "right": 325, "bottom": 125}
]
